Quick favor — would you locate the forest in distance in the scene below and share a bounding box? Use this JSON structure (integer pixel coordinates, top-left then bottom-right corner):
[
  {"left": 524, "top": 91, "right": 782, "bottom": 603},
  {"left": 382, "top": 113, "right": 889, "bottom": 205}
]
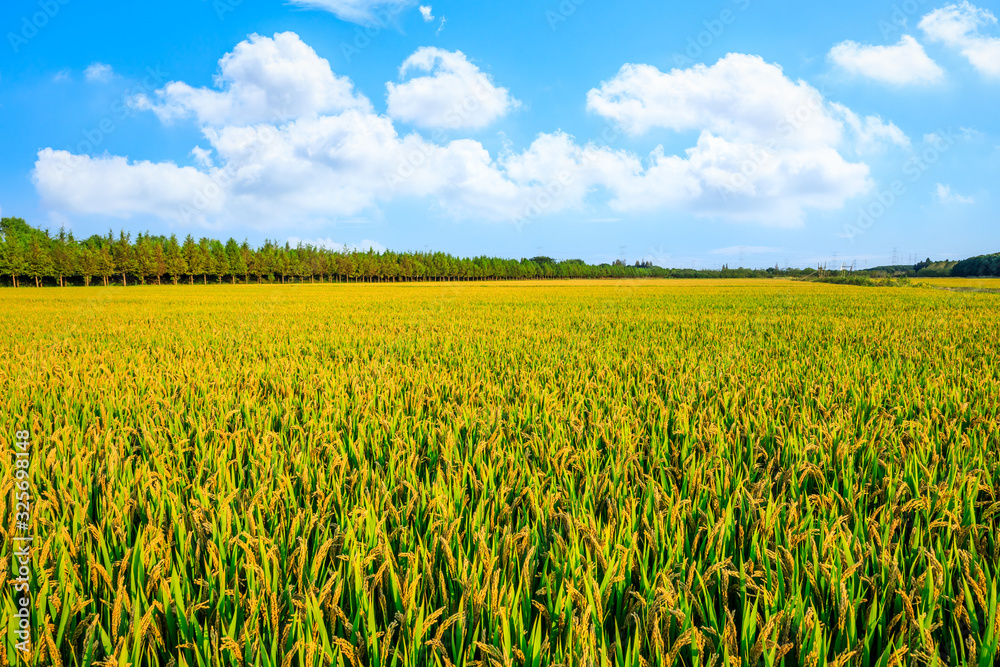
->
[{"left": 1, "top": 216, "right": 997, "bottom": 287}]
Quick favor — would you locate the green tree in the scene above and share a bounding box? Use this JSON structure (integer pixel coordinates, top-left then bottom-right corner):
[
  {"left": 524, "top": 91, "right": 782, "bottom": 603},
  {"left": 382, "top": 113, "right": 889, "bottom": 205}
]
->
[
  {"left": 26, "top": 238, "right": 53, "bottom": 287},
  {"left": 52, "top": 227, "right": 79, "bottom": 287},
  {"left": 1, "top": 217, "right": 39, "bottom": 244},
  {"left": 209, "top": 240, "right": 228, "bottom": 284},
  {"left": 134, "top": 234, "right": 156, "bottom": 285},
  {"left": 239, "top": 241, "right": 253, "bottom": 284},
  {"left": 0, "top": 236, "right": 10, "bottom": 287},
  {"left": 1, "top": 218, "right": 39, "bottom": 287},
  {"left": 165, "top": 235, "right": 187, "bottom": 285},
  {"left": 226, "top": 239, "right": 245, "bottom": 285},
  {"left": 98, "top": 246, "right": 115, "bottom": 286},
  {"left": 182, "top": 235, "right": 200, "bottom": 285},
  {"left": 278, "top": 244, "right": 292, "bottom": 284},
  {"left": 112, "top": 231, "right": 135, "bottom": 286},
  {"left": 197, "top": 238, "right": 213, "bottom": 284},
  {"left": 249, "top": 243, "right": 266, "bottom": 284},
  {"left": 1, "top": 237, "right": 25, "bottom": 287},
  {"left": 79, "top": 246, "right": 98, "bottom": 287},
  {"left": 153, "top": 242, "right": 167, "bottom": 285}
]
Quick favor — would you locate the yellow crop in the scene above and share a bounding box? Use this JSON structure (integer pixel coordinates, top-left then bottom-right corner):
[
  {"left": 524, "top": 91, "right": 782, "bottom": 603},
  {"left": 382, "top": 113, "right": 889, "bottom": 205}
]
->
[{"left": 1, "top": 280, "right": 998, "bottom": 666}]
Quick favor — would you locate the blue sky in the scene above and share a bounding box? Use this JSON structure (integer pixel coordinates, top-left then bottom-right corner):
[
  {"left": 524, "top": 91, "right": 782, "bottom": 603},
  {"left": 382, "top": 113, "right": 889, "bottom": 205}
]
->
[{"left": 1, "top": 0, "right": 998, "bottom": 268}]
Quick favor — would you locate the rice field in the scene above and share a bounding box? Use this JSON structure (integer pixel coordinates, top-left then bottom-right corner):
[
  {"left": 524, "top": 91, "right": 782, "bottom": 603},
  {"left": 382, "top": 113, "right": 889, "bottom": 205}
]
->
[
  {"left": 914, "top": 278, "right": 1000, "bottom": 289},
  {"left": 1, "top": 280, "right": 998, "bottom": 667}
]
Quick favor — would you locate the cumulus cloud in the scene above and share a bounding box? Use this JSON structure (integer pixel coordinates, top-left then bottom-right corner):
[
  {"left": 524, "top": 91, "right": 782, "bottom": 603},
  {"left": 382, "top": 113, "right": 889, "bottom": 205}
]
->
[
  {"left": 419, "top": 5, "right": 433, "bottom": 21},
  {"left": 934, "top": 183, "right": 974, "bottom": 204},
  {"left": 584, "top": 54, "right": 909, "bottom": 223},
  {"left": 601, "top": 134, "right": 871, "bottom": 224},
  {"left": 920, "top": 2, "right": 1000, "bottom": 77},
  {"left": 587, "top": 55, "right": 837, "bottom": 143},
  {"left": 33, "top": 37, "right": 901, "bottom": 230},
  {"left": 387, "top": 48, "right": 519, "bottom": 130},
  {"left": 287, "top": 0, "right": 413, "bottom": 25},
  {"left": 834, "top": 104, "right": 911, "bottom": 154},
  {"left": 33, "top": 149, "right": 222, "bottom": 222},
  {"left": 33, "top": 108, "right": 538, "bottom": 227},
  {"left": 132, "top": 32, "right": 371, "bottom": 126},
  {"left": 828, "top": 35, "right": 944, "bottom": 85},
  {"left": 586, "top": 54, "right": 905, "bottom": 151},
  {"left": 84, "top": 63, "right": 114, "bottom": 83}
]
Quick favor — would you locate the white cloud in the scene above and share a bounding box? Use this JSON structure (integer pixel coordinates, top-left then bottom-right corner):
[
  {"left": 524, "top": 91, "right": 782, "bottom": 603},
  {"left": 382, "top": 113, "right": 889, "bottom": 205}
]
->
[
  {"left": 587, "top": 55, "right": 838, "bottom": 144},
  {"left": 608, "top": 135, "right": 871, "bottom": 224},
  {"left": 924, "top": 127, "right": 978, "bottom": 145},
  {"left": 36, "top": 35, "right": 395, "bottom": 226},
  {"left": 288, "top": 237, "right": 387, "bottom": 252},
  {"left": 33, "top": 107, "right": 537, "bottom": 227},
  {"left": 287, "top": 0, "right": 413, "bottom": 25},
  {"left": 920, "top": 2, "right": 1000, "bottom": 77},
  {"left": 934, "top": 183, "right": 974, "bottom": 204},
  {"left": 419, "top": 5, "right": 434, "bottom": 21},
  {"left": 33, "top": 149, "right": 222, "bottom": 222},
  {"left": 84, "top": 63, "right": 113, "bottom": 83},
  {"left": 386, "top": 48, "right": 519, "bottom": 130},
  {"left": 585, "top": 54, "right": 906, "bottom": 151},
  {"left": 828, "top": 35, "right": 944, "bottom": 85},
  {"left": 583, "top": 54, "right": 910, "bottom": 223},
  {"left": 833, "top": 104, "right": 911, "bottom": 154},
  {"left": 190, "top": 147, "right": 214, "bottom": 169},
  {"left": 132, "top": 32, "right": 371, "bottom": 126},
  {"left": 33, "top": 37, "right": 900, "bottom": 231}
]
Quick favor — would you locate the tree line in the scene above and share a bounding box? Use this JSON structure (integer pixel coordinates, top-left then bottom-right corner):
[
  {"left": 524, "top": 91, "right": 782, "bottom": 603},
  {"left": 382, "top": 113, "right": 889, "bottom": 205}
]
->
[
  {"left": 951, "top": 252, "right": 1000, "bottom": 278},
  {"left": 0, "top": 217, "right": 812, "bottom": 287},
  {"left": 865, "top": 254, "right": 1000, "bottom": 279}
]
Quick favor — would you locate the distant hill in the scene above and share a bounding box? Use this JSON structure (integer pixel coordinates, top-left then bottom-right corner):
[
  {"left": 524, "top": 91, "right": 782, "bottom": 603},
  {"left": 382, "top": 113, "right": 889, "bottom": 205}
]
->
[
  {"left": 952, "top": 252, "right": 1000, "bottom": 277},
  {"left": 864, "top": 264, "right": 920, "bottom": 274},
  {"left": 863, "top": 256, "right": 988, "bottom": 278},
  {"left": 916, "top": 261, "right": 959, "bottom": 277}
]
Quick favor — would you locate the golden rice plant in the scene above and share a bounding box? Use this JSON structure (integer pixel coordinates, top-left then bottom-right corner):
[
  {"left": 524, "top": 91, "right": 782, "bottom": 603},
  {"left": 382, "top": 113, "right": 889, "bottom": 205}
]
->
[{"left": 1, "top": 279, "right": 998, "bottom": 666}]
